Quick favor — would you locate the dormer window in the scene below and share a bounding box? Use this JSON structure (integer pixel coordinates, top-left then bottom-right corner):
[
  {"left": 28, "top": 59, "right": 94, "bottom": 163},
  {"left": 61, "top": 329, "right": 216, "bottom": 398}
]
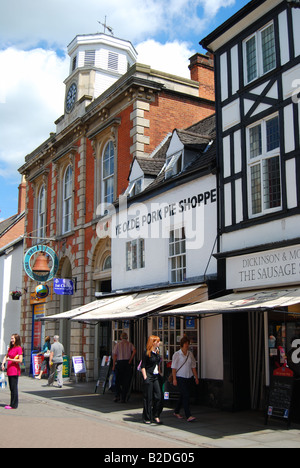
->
[
  {"left": 165, "top": 152, "right": 183, "bottom": 179},
  {"left": 125, "top": 178, "right": 143, "bottom": 197}
]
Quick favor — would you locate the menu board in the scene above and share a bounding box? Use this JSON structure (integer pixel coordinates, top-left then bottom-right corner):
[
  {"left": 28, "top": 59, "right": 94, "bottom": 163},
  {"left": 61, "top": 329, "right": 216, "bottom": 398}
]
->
[
  {"left": 95, "top": 356, "right": 112, "bottom": 394},
  {"left": 266, "top": 368, "right": 294, "bottom": 427}
]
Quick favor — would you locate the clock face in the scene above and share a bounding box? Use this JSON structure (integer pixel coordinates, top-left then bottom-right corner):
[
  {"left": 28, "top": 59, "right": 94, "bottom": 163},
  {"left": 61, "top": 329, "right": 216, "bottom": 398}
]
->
[{"left": 66, "top": 83, "right": 77, "bottom": 113}]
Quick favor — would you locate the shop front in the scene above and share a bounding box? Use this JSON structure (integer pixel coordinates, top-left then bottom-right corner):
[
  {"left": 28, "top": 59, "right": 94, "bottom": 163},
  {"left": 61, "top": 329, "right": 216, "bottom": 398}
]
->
[
  {"left": 42, "top": 284, "right": 208, "bottom": 385},
  {"left": 165, "top": 243, "right": 300, "bottom": 415}
]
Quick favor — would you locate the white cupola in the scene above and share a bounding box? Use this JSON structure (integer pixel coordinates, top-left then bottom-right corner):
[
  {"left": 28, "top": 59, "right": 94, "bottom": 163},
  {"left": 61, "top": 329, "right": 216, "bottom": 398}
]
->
[{"left": 57, "top": 33, "right": 137, "bottom": 132}]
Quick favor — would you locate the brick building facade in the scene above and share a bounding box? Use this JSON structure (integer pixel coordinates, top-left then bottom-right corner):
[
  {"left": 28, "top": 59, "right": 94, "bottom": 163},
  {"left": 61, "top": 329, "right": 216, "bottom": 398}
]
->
[{"left": 18, "top": 33, "right": 214, "bottom": 376}]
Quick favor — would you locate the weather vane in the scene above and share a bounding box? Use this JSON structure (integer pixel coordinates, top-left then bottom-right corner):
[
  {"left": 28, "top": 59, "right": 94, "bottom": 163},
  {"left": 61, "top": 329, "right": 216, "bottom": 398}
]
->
[{"left": 98, "top": 16, "right": 114, "bottom": 36}]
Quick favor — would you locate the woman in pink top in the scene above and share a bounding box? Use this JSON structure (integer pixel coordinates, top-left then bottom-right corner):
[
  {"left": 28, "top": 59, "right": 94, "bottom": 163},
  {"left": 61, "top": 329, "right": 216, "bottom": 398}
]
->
[{"left": 1, "top": 334, "right": 23, "bottom": 409}]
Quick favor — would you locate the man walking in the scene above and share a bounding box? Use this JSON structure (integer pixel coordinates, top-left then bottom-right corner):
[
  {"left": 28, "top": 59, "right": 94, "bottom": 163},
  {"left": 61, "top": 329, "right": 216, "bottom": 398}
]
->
[
  {"left": 112, "top": 332, "right": 136, "bottom": 402},
  {"left": 48, "top": 335, "right": 65, "bottom": 388}
]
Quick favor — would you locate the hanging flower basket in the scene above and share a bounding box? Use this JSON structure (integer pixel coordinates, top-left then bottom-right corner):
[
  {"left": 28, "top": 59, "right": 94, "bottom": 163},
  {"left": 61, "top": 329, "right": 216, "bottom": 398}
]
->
[{"left": 10, "top": 291, "right": 22, "bottom": 300}]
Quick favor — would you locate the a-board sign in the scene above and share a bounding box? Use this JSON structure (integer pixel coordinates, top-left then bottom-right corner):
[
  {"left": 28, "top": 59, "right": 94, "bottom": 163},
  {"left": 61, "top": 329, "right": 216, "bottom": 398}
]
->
[
  {"left": 95, "top": 356, "right": 111, "bottom": 394},
  {"left": 31, "top": 354, "right": 47, "bottom": 377},
  {"left": 72, "top": 356, "right": 88, "bottom": 382},
  {"left": 266, "top": 366, "right": 294, "bottom": 426}
]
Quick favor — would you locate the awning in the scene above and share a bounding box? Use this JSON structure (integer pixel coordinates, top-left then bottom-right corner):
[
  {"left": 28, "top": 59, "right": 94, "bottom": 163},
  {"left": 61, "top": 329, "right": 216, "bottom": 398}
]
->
[
  {"left": 40, "top": 295, "right": 134, "bottom": 321},
  {"left": 71, "top": 284, "right": 206, "bottom": 322},
  {"left": 161, "top": 287, "right": 300, "bottom": 316}
]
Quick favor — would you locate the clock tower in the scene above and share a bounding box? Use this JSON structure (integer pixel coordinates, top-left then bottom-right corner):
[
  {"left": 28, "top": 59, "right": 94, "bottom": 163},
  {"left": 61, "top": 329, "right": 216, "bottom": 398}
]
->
[{"left": 57, "top": 33, "right": 137, "bottom": 132}]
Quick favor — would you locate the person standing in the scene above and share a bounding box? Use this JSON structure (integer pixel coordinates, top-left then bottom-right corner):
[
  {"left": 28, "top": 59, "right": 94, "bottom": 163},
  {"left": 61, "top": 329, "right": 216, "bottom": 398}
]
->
[
  {"left": 172, "top": 336, "right": 199, "bottom": 422},
  {"left": 112, "top": 332, "right": 136, "bottom": 403},
  {"left": 141, "top": 335, "right": 163, "bottom": 425},
  {"left": 1, "top": 334, "right": 23, "bottom": 409},
  {"left": 35, "top": 336, "right": 51, "bottom": 379},
  {"left": 48, "top": 335, "right": 65, "bottom": 388}
]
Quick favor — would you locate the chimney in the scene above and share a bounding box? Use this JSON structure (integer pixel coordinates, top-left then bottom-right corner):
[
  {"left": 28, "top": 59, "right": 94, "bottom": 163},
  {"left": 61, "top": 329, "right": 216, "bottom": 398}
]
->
[
  {"left": 189, "top": 52, "right": 215, "bottom": 102},
  {"left": 18, "top": 175, "right": 26, "bottom": 214}
]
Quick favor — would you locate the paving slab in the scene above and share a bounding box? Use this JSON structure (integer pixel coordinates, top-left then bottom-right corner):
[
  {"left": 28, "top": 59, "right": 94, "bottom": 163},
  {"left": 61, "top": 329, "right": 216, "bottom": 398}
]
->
[{"left": 1, "top": 376, "right": 299, "bottom": 448}]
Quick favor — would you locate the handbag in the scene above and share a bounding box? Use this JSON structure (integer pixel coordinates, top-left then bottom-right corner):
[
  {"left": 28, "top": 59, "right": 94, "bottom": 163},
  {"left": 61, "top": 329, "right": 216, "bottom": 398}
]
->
[{"left": 168, "top": 353, "right": 189, "bottom": 384}]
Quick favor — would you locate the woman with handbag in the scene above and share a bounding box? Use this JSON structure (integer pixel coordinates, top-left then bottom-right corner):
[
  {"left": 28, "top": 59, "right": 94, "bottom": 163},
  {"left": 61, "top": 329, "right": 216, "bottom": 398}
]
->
[
  {"left": 171, "top": 336, "right": 199, "bottom": 422},
  {"left": 1, "top": 334, "right": 23, "bottom": 409},
  {"left": 141, "top": 335, "right": 163, "bottom": 425}
]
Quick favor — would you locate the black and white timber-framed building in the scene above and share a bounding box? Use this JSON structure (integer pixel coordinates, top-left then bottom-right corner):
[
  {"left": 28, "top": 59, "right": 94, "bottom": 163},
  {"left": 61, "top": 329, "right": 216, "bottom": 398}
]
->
[{"left": 197, "top": 0, "right": 300, "bottom": 412}]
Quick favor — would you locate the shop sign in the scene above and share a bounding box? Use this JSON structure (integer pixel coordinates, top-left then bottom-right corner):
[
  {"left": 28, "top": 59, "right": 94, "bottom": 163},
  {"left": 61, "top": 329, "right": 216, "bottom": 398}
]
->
[
  {"left": 53, "top": 278, "right": 74, "bottom": 295},
  {"left": 72, "top": 356, "right": 86, "bottom": 375},
  {"left": 227, "top": 244, "right": 300, "bottom": 289},
  {"left": 32, "top": 354, "right": 47, "bottom": 377},
  {"left": 24, "top": 245, "right": 59, "bottom": 282}
]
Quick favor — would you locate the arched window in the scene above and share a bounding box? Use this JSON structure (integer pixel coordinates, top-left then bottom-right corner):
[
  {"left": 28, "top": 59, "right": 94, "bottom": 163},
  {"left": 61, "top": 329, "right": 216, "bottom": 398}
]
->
[
  {"left": 102, "top": 141, "right": 114, "bottom": 205},
  {"left": 37, "top": 184, "right": 46, "bottom": 240},
  {"left": 62, "top": 165, "right": 73, "bottom": 234},
  {"left": 102, "top": 255, "right": 112, "bottom": 271}
]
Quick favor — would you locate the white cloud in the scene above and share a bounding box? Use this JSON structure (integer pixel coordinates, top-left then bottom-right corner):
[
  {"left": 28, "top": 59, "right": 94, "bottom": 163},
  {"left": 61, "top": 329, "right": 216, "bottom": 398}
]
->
[
  {"left": 0, "top": 48, "right": 68, "bottom": 176},
  {"left": 136, "top": 40, "right": 195, "bottom": 78},
  {"left": 0, "top": 0, "right": 239, "bottom": 181},
  {"left": 0, "top": 0, "right": 236, "bottom": 50}
]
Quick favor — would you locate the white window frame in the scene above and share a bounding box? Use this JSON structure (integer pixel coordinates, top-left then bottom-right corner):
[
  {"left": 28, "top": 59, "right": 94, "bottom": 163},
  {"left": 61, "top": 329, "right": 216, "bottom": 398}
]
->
[
  {"left": 165, "top": 151, "right": 183, "bottom": 179},
  {"left": 125, "top": 177, "right": 144, "bottom": 197},
  {"left": 62, "top": 165, "right": 73, "bottom": 234},
  {"left": 169, "top": 227, "right": 186, "bottom": 283},
  {"left": 247, "top": 113, "right": 281, "bottom": 218},
  {"left": 102, "top": 141, "right": 115, "bottom": 206},
  {"left": 243, "top": 22, "right": 276, "bottom": 85},
  {"left": 126, "top": 239, "right": 145, "bottom": 271},
  {"left": 37, "top": 184, "right": 46, "bottom": 241}
]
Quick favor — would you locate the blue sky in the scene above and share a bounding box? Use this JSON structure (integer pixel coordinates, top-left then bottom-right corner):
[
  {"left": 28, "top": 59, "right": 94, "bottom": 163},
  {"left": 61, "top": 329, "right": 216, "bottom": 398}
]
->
[{"left": 0, "top": 0, "right": 249, "bottom": 220}]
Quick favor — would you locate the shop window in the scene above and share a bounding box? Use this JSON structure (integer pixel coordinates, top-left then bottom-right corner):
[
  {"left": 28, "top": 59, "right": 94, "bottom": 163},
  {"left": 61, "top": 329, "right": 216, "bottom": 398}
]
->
[
  {"left": 247, "top": 114, "right": 281, "bottom": 217},
  {"left": 268, "top": 311, "right": 300, "bottom": 378},
  {"left": 112, "top": 321, "right": 130, "bottom": 345},
  {"left": 150, "top": 316, "right": 199, "bottom": 377}
]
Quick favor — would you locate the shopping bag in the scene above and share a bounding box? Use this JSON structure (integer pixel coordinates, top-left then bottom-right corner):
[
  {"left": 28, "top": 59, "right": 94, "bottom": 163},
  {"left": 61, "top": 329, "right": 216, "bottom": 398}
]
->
[
  {"left": 0, "top": 372, "right": 7, "bottom": 390},
  {"left": 108, "top": 371, "right": 116, "bottom": 392}
]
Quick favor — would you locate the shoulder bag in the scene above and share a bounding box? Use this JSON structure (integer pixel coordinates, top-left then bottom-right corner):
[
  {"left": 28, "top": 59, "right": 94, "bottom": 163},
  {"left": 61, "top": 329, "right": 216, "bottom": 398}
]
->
[{"left": 168, "top": 352, "right": 189, "bottom": 384}]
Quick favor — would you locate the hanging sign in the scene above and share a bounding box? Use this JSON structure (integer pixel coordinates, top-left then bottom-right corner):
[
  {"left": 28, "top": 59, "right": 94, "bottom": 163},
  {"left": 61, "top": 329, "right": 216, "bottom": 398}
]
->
[
  {"left": 24, "top": 245, "right": 59, "bottom": 282},
  {"left": 53, "top": 278, "right": 74, "bottom": 295}
]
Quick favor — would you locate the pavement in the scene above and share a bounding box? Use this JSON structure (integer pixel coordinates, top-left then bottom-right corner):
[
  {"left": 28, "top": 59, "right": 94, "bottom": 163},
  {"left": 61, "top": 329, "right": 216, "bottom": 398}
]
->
[{"left": 1, "top": 375, "right": 300, "bottom": 448}]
